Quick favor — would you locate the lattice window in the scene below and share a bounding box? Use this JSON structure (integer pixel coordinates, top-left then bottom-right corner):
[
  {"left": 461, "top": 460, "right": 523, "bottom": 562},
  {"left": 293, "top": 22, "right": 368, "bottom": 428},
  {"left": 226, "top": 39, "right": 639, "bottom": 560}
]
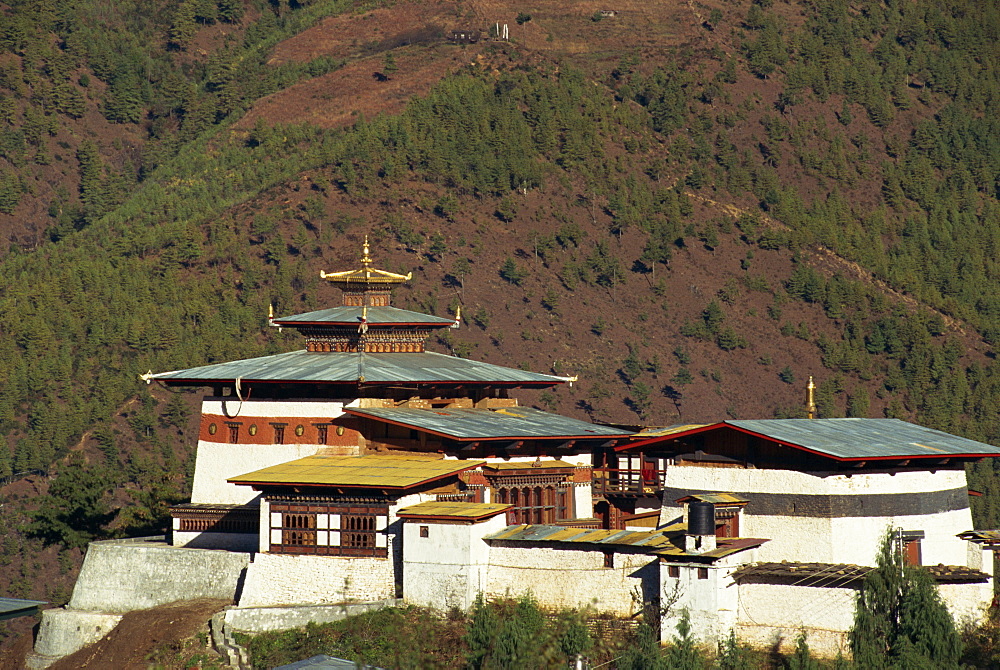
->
[
  {"left": 271, "top": 423, "right": 287, "bottom": 444},
  {"left": 282, "top": 513, "right": 316, "bottom": 546},
  {"left": 497, "top": 484, "right": 571, "bottom": 524},
  {"left": 315, "top": 424, "right": 329, "bottom": 445},
  {"left": 343, "top": 515, "right": 376, "bottom": 548}
]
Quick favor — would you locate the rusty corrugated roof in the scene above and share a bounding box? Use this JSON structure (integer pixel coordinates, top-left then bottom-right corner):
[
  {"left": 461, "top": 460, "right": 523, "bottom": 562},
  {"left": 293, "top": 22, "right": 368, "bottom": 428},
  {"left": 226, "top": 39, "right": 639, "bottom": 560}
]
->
[{"left": 674, "top": 492, "right": 749, "bottom": 505}]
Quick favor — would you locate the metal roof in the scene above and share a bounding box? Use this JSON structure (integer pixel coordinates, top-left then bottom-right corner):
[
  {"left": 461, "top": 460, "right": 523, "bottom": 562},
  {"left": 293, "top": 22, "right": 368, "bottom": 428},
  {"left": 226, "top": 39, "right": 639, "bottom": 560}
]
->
[
  {"left": 396, "top": 502, "right": 511, "bottom": 520},
  {"left": 733, "top": 561, "right": 989, "bottom": 584},
  {"left": 344, "top": 407, "right": 631, "bottom": 441},
  {"left": 486, "top": 525, "right": 679, "bottom": 550},
  {"left": 622, "top": 419, "right": 1000, "bottom": 461},
  {"left": 151, "top": 350, "right": 563, "bottom": 386},
  {"left": 0, "top": 597, "right": 46, "bottom": 621},
  {"left": 727, "top": 419, "right": 1000, "bottom": 460},
  {"left": 276, "top": 655, "right": 382, "bottom": 670},
  {"left": 229, "top": 455, "right": 483, "bottom": 490},
  {"left": 958, "top": 530, "right": 1000, "bottom": 545},
  {"left": 485, "top": 525, "right": 766, "bottom": 560},
  {"left": 273, "top": 306, "right": 455, "bottom": 327},
  {"left": 674, "top": 493, "right": 749, "bottom": 506},
  {"left": 483, "top": 460, "right": 576, "bottom": 470},
  {"left": 632, "top": 424, "right": 711, "bottom": 438}
]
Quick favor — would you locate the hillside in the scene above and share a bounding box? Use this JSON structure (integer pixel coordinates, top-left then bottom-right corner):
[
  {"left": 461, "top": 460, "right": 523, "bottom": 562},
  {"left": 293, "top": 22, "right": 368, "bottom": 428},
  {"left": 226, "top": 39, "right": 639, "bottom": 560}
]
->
[{"left": 0, "top": 0, "right": 999, "bottom": 656}]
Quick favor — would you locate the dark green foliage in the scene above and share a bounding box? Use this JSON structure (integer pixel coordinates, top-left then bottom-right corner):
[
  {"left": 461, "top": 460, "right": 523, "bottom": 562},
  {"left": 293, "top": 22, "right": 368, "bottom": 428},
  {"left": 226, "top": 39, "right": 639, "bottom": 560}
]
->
[
  {"left": 465, "top": 594, "right": 592, "bottom": 669},
  {"left": 850, "top": 530, "right": 962, "bottom": 669},
  {"left": 618, "top": 622, "right": 664, "bottom": 670},
  {"left": 499, "top": 256, "right": 527, "bottom": 286},
  {"left": 785, "top": 633, "right": 820, "bottom": 670},
  {"left": 28, "top": 458, "right": 114, "bottom": 549},
  {"left": 621, "top": 345, "right": 643, "bottom": 385},
  {"left": 665, "top": 610, "right": 708, "bottom": 669},
  {"left": 717, "top": 630, "right": 756, "bottom": 670}
]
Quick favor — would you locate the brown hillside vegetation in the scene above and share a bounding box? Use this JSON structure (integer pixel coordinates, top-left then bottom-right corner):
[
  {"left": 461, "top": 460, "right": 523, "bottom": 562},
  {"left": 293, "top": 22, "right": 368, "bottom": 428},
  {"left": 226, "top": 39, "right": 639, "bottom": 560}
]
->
[{"left": 45, "top": 599, "right": 229, "bottom": 670}]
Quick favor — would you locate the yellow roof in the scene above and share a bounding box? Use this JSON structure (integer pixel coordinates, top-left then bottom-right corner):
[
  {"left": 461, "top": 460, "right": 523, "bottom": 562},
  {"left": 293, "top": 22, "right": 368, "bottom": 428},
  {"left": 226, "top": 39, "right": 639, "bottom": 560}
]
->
[
  {"left": 229, "top": 455, "right": 483, "bottom": 490},
  {"left": 397, "top": 502, "right": 511, "bottom": 520}
]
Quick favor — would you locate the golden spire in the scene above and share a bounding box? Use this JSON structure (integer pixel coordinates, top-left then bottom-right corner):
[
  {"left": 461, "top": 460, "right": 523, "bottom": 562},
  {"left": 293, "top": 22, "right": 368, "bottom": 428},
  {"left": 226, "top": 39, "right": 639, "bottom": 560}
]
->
[
  {"left": 806, "top": 376, "right": 816, "bottom": 419},
  {"left": 361, "top": 234, "right": 373, "bottom": 267}
]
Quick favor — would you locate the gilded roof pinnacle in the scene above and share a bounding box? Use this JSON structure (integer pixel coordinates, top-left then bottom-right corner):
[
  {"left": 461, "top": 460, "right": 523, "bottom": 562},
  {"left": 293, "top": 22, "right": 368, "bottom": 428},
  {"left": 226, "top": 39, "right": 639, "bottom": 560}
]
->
[{"left": 319, "top": 236, "right": 412, "bottom": 285}]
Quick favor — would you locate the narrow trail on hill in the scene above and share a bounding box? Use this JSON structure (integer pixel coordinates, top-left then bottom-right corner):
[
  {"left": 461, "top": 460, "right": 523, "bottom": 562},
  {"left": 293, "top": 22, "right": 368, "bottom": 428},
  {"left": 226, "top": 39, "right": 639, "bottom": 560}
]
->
[{"left": 685, "top": 190, "right": 969, "bottom": 335}]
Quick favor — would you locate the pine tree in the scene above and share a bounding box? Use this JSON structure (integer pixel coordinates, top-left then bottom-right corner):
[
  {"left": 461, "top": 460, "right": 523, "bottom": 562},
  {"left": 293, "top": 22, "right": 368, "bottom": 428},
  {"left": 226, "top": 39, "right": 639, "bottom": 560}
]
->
[{"left": 850, "top": 529, "right": 962, "bottom": 669}]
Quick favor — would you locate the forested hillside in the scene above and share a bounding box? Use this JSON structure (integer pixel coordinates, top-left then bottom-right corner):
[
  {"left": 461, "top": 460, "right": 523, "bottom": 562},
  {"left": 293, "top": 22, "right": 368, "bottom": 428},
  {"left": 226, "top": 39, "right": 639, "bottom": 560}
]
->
[{"left": 0, "top": 0, "right": 999, "bottom": 649}]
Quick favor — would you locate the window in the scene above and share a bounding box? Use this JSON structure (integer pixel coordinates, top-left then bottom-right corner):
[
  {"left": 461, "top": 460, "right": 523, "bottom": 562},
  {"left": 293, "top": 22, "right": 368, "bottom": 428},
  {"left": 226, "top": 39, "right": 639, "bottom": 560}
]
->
[
  {"left": 342, "top": 515, "right": 376, "bottom": 548},
  {"left": 315, "top": 424, "right": 330, "bottom": 445},
  {"left": 698, "top": 567, "right": 709, "bottom": 580},
  {"left": 226, "top": 422, "right": 240, "bottom": 444},
  {"left": 271, "top": 423, "right": 287, "bottom": 444},
  {"left": 603, "top": 551, "right": 614, "bottom": 568},
  {"left": 668, "top": 565, "right": 680, "bottom": 578},
  {"left": 419, "top": 525, "right": 429, "bottom": 538},
  {"left": 901, "top": 530, "right": 925, "bottom": 566},
  {"left": 282, "top": 513, "right": 316, "bottom": 546}
]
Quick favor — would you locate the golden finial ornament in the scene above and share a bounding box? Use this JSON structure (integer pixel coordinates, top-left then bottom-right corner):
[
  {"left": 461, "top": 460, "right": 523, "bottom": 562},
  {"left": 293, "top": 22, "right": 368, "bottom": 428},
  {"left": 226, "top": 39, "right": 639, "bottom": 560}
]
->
[{"left": 806, "top": 376, "right": 816, "bottom": 419}]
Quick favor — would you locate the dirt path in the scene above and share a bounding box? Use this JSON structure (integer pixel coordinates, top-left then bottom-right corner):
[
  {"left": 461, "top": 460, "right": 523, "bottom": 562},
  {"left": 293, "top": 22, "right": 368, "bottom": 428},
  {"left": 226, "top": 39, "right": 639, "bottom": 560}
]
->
[{"left": 47, "top": 599, "right": 230, "bottom": 670}]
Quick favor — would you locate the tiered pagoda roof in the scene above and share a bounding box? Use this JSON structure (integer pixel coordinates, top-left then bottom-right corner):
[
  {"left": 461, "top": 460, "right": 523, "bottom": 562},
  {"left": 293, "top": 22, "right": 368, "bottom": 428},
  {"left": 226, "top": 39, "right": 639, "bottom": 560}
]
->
[{"left": 148, "top": 238, "right": 567, "bottom": 391}]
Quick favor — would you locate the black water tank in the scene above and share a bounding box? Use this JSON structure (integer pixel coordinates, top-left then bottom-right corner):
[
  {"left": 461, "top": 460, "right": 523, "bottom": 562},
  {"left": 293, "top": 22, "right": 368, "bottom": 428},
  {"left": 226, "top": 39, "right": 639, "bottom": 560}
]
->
[{"left": 688, "top": 502, "right": 715, "bottom": 536}]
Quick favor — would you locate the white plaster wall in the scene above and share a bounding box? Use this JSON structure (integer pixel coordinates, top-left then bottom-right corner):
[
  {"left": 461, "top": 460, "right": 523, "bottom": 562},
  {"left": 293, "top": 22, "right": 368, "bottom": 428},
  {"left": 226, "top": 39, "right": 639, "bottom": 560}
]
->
[
  {"left": 939, "top": 581, "right": 993, "bottom": 625},
  {"left": 661, "top": 465, "right": 976, "bottom": 567},
  {"left": 191, "top": 398, "right": 351, "bottom": 505},
  {"left": 574, "top": 483, "right": 593, "bottom": 519},
  {"left": 237, "top": 553, "right": 395, "bottom": 607},
  {"left": 201, "top": 398, "right": 349, "bottom": 418},
  {"left": 31, "top": 609, "right": 123, "bottom": 660},
  {"left": 661, "top": 464, "right": 968, "bottom": 496},
  {"left": 191, "top": 442, "right": 323, "bottom": 504},
  {"left": 171, "top": 531, "right": 257, "bottom": 552},
  {"left": 661, "top": 553, "right": 750, "bottom": 646},
  {"left": 403, "top": 516, "right": 507, "bottom": 612},
  {"left": 484, "top": 546, "right": 655, "bottom": 615},
  {"left": 68, "top": 540, "right": 250, "bottom": 612},
  {"left": 736, "top": 581, "right": 855, "bottom": 656}
]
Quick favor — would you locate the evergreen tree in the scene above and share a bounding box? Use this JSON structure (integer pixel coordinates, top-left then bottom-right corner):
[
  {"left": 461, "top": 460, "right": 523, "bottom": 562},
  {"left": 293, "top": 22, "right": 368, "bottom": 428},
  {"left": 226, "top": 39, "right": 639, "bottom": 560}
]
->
[
  {"left": 28, "top": 458, "right": 115, "bottom": 549},
  {"left": 850, "top": 529, "right": 962, "bottom": 669}
]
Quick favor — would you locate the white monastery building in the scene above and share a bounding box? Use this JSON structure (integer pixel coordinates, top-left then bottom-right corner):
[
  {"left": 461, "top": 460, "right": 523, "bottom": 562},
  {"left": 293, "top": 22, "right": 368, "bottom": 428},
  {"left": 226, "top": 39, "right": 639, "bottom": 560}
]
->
[{"left": 28, "top": 240, "right": 1000, "bottom": 665}]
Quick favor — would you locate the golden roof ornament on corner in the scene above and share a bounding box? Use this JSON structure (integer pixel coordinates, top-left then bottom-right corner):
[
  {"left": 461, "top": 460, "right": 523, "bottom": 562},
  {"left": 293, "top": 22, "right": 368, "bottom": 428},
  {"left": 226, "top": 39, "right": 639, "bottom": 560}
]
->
[{"left": 319, "top": 235, "right": 412, "bottom": 286}]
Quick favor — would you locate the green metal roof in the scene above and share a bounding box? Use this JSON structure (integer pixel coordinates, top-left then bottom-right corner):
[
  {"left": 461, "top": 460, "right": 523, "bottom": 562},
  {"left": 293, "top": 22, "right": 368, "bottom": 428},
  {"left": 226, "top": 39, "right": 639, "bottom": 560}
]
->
[
  {"left": 344, "top": 406, "right": 631, "bottom": 441},
  {"left": 151, "top": 350, "right": 563, "bottom": 386},
  {"left": 0, "top": 597, "right": 46, "bottom": 621},
  {"left": 727, "top": 419, "right": 1000, "bottom": 460},
  {"left": 622, "top": 419, "right": 1000, "bottom": 461},
  {"left": 273, "top": 306, "right": 455, "bottom": 327}
]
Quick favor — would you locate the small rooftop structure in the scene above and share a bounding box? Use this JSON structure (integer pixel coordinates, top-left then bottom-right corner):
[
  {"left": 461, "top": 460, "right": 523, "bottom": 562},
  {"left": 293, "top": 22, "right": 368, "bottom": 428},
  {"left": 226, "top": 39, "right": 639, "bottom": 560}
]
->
[{"left": 229, "top": 455, "right": 483, "bottom": 491}]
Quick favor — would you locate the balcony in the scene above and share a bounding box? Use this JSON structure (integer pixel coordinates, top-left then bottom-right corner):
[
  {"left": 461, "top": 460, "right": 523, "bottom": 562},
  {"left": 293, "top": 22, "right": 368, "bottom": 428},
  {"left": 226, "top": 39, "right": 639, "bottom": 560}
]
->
[{"left": 592, "top": 467, "right": 666, "bottom": 497}]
